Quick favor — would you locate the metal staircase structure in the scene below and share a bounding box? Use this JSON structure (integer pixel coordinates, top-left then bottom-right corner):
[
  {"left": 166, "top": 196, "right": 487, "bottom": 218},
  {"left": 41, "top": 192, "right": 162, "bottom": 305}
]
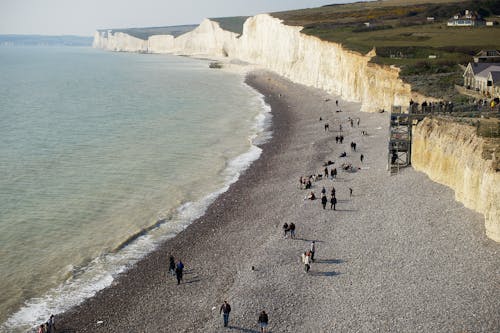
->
[{"left": 388, "top": 106, "right": 426, "bottom": 174}]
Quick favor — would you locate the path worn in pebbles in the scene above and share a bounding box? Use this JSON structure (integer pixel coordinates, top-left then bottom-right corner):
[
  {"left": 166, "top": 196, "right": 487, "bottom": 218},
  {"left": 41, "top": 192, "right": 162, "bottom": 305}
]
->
[{"left": 58, "top": 70, "right": 499, "bottom": 333}]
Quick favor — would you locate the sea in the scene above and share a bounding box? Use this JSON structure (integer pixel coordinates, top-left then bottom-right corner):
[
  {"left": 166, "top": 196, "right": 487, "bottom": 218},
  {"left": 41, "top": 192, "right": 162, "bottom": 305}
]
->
[{"left": 0, "top": 46, "right": 270, "bottom": 332}]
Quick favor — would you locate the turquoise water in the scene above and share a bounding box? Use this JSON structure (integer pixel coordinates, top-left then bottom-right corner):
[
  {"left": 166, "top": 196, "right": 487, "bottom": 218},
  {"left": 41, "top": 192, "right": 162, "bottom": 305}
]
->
[{"left": 0, "top": 47, "right": 269, "bottom": 331}]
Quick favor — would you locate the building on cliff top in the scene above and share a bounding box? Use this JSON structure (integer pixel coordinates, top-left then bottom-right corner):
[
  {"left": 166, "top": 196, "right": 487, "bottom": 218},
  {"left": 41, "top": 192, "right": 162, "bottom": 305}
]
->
[
  {"left": 474, "top": 50, "right": 500, "bottom": 63},
  {"left": 447, "top": 10, "right": 485, "bottom": 27},
  {"left": 463, "top": 62, "right": 500, "bottom": 98}
]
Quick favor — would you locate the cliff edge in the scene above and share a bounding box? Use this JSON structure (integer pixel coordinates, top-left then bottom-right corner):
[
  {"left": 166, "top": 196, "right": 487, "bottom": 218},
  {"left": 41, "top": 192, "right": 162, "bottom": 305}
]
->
[
  {"left": 412, "top": 117, "right": 500, "bottom": 242},
  {"left": 92, "top": 14, "right": 412, "bottom": 112}
]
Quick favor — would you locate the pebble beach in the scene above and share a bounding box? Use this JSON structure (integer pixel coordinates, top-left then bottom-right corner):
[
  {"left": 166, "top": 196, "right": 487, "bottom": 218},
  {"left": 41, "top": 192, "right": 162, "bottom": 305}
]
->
[{"left": 56, "top": 70, "right": 500, "bottom": 333}]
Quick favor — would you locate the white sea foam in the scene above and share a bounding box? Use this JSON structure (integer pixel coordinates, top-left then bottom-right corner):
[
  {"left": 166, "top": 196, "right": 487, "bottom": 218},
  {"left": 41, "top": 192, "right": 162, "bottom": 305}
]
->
[
  {"left": 2, "top": 72, "right": 272, "bottom": 333},
  {"left": 251, "top": 93, "right": 273, "bottom": 146}
]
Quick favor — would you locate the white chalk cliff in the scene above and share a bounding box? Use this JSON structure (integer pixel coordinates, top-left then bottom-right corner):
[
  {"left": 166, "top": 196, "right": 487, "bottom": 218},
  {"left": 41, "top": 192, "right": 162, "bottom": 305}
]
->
[
  {"left": 412, "top": 118, "right": 500, "bottom": 242},
  {"left": 93, "top": 31, "right": 147, "bottom": 52},
  {"left": 93, "top": 14, "right": 412, "bottom": 112}
]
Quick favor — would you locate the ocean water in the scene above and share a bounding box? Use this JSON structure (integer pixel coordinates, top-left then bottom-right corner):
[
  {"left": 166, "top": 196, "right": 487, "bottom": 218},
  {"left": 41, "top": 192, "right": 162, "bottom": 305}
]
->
[{"left": 0, "top": 47, "right": 270, "bottom": 332}]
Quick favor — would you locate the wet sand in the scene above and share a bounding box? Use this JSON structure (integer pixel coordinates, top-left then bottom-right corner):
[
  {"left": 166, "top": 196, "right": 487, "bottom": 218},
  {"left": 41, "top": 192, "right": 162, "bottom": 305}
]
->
[{"left": 57, "top": 70, "right": 499, "bottom": 332}]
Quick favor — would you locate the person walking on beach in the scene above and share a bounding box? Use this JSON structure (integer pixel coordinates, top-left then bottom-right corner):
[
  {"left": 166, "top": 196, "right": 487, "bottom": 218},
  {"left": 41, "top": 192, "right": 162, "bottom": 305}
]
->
[
  {"left": 330, "top": 195, "right": 337, "bottom": 210},
  {"left": 331, "top": 186, "right": 336, "bottom": 197},
  {"left": 168, "top": 255, "right": 175, "bottom": 276},
  {"left": 282, "top": 223, "right": 289, "bottom": 238},
  {"left": 289, "top": 222, "right": 296, "bottom": 239},
  {"left": 303, "top": 251, "right": 311, "bottom": 272},
  {"left": 175, "top": 260, "right": 184, "bottom": 285},
  {"left": 349, "top": 188, "right": 353, "bottom": 197},
  {"left": 310, "top": 241, "right": 316, "bottom": 262},
  {"left": 360, "top": 154, "right": 364, "bottom": 163},
  {"left": 321, "top": 194, "right": 327, "bottom": 210},
  {"left": 258, "top": 310, "right": 269, "bottom": 333},
  {"left": 47, "top": 315, "right": 56, "bottom": 333},
  {"left": 220, "top": 300, "right": 231, "bottom": 327}
]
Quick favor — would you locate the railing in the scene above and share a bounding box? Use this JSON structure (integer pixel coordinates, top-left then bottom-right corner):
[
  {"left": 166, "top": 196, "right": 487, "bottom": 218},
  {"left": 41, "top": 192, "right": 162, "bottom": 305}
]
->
[{"left": 394, "top": 102, "right": 500, "bottom": 115}]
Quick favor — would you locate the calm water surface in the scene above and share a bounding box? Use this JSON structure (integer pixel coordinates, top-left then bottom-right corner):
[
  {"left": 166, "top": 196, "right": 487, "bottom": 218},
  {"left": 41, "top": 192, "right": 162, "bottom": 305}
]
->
[{"left": 0, "top": 47, "right": 269, "bottom": 331}]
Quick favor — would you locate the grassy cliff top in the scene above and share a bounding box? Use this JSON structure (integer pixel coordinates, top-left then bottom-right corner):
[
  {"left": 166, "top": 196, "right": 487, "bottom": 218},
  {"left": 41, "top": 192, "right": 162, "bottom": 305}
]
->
[
  {"left": 209, "top": 16, "right": 249, "bottom": 35},
  {"left": 272, "top": 0, "right": 500, "bottom": 54},
  {"left": 272, "top": 0, "right": 500, "bottom": 101},
  {"left": 100, "top": 25, "right": 198, "bottom": 40}
]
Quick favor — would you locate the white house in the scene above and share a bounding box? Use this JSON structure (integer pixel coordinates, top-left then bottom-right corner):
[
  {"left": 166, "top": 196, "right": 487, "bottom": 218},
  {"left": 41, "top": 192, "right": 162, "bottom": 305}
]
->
[
  {"left": 447, "top": 10, "right": 485, "bottom": 27},
  {"left": 463, "top": 62, "right": 500, "bottom": 97}
]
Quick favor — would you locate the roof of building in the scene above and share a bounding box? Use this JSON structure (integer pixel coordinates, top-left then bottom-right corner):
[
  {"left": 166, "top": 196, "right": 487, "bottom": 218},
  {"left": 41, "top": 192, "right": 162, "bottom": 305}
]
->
[
  {"left": 476, "top": 50, "right": 500, "bottom": 57},
  {"left": 489, "top": 71, "right": 500, "bottom": 84},
  {"left": 468, "top": 63, "right": 500, "bottom": 77}
]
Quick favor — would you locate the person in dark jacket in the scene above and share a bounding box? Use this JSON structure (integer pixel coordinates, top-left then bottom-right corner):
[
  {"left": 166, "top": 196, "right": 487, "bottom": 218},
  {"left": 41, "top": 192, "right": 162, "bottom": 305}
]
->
[
  {"left": 220, "top": 301, "right": 231, "bottom": 327},
  {"left": 321, "top": 194, "right": 328, "bottom": 209},
  {"left": 330, "top": 196, "right": 337, "bottom": 210},
  {"left": 282, "top": 223, "right": 289, "bottom": 238},
  {"left": 289, "top": 223, "right": 296, "bottom": 239},
  {"left": 175, "top": 260, "right": 184, "bottom": 284},
  {"left": 258, "top": 311, "right": 269, "bottom": 333},
  {"left": 47, "top": 315, "right": 56, "bottom": 333},
  {"left": 168, "top": 255, "right": 175, "bottom": 276}
]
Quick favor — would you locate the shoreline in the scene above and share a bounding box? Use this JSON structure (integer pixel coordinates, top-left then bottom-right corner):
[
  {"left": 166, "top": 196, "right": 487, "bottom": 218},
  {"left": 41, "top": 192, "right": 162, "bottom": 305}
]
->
[
  {"left": 2, "top": 58, "right": 269, "bottom": 332},
  {"left": 53, "top": 69, "right": 299, "bottom": 332},
  {"left": 54, "top": 70, "right": 499, "bottom": 332}
]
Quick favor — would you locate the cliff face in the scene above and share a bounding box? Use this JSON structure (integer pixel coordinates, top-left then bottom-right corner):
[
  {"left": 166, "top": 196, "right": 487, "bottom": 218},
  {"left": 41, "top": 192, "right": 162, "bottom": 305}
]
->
[
  {"left": 173, "top": 19, "right": 239, "bottom": 57},
  {"left": 148, "top": 35, "right": 175, "bottom": 53},
  {"left": 93, "top": 31, "right": 147, "bottom": 52},
  {"left": 235, "top": 15, "right": 411, "bottom": 112},
  {"left": 92, "top": 15, "right": 411, "bottom": 112},
  {"left": 412, "top": 118, "right": 500, "bottom": 242}
]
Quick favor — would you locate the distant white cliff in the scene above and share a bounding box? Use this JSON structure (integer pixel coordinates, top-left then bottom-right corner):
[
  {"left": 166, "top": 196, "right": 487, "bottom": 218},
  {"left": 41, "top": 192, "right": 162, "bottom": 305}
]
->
[
  {"left": 93, "top": 14, "right": 412, "bottom": 112},
  {"left": 93, "top": 31, "right": 147, "bottom": 52}
]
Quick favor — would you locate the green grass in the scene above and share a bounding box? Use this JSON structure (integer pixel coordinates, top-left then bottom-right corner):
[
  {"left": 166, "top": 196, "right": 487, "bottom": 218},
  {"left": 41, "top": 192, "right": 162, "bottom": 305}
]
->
[
  {"left": 210, "top": 17, "right": 249, "bottom": 35},
  {"left": 104, "top": 25, "right": 198, "bottom": 40},
  {"left": 272, "top": 0, "right": 500, "bottom": 100},
  {"left": 301, "top": 23, "right": 500, "bottom": 57}
]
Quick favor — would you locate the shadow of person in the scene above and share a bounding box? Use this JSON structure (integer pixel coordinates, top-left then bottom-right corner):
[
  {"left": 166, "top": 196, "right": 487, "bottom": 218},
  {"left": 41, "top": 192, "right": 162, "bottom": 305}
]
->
[
  {"left": 309, "top": 271, "right": 341, "bottom": 277},
  {"left": 315, "top": 258, "right": 345, "bottom": 264},
  {"left": 229, "top": 326, "right": 261, "bottom": 333}
]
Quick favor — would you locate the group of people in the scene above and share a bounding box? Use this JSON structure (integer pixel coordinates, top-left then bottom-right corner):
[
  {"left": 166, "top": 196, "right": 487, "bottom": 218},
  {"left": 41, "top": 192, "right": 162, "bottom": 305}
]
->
[
  {"left": 324, "top": 166, "right": 337, "bottom": 179},
  {"left": 219, "top": 301, "right": 269, "bottom": 332},
  {"left": 37, "top": 315, "right": 55, "bottom": 333},
  {"left": 346, "top": 116, "right": 360, "bottom": 128},
  {"left": 299, "top": 176, "right": 313, "bottom": 189},
  {"left": 282, "top": 222, "right": 296, "bottom": 239},
  {"left": 219, "top": 103, "right": 364, "bottom": 330},
  {"left": 319, "top": 186, "right": 337, "bottom": 210},
  {"left": 168, "top": 255, "right": 185, "bottom": 285}
]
